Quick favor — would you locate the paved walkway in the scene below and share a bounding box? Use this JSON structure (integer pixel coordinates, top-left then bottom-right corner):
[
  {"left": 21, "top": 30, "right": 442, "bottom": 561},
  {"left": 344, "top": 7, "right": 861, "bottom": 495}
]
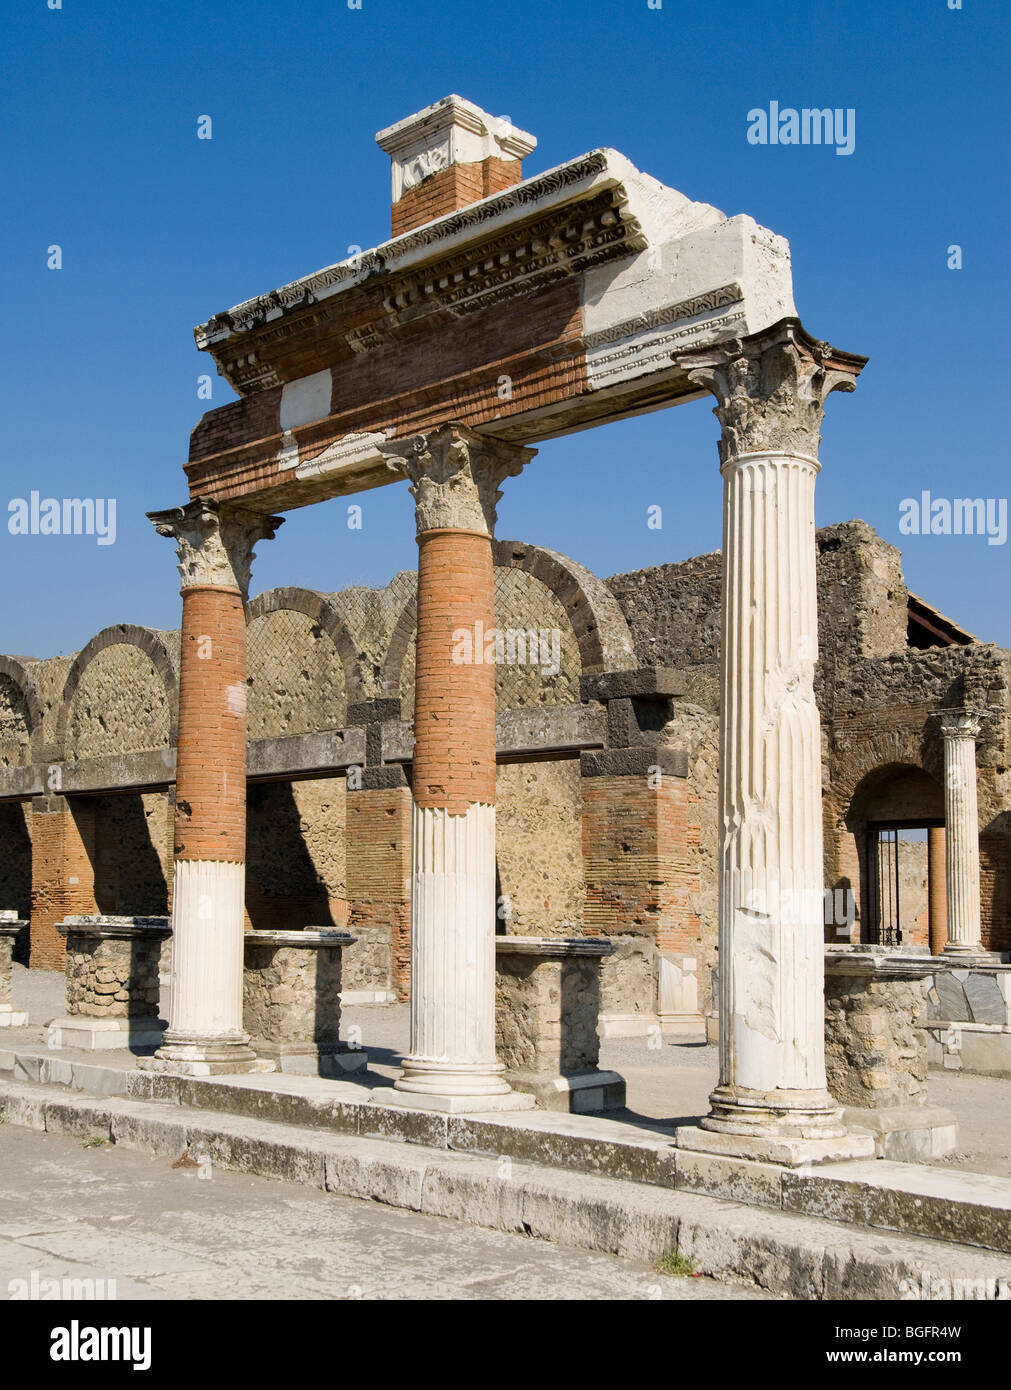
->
[
  {"left": 12, "top": 967, "right": 1011, "bottom": 1180},
  {"left": 0, "top": 1125, "right": 772, "bottom": 1301}
]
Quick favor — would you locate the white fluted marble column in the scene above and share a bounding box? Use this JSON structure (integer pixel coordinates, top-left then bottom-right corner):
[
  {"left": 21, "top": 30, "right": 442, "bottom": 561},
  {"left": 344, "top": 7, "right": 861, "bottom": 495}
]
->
[
  {"left": 940, "top": 711, "right": 988, "bottom": 957},
  {"left": 674, "top": 320, "right": 873, "bottom": 1162}
]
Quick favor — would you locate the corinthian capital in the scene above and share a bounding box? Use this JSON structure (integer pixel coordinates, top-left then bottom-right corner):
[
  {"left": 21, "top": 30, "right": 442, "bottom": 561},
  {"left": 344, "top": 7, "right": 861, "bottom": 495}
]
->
[
  {"left": 379, "top": 422, "right": 536, "bottom": 536},
  {"left": 676, "top": 318, "right": 866, "bottom": 465},
  {"left": 147, "top": 498, "right": 284, "bottom": 597},
  {"left": 938, "top": 709, "right": 984, "bottom": 741}
]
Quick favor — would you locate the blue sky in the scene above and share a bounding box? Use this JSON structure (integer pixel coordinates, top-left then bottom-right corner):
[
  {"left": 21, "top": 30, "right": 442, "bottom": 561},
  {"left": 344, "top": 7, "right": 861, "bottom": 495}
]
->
[{"left": 3, "top": 0, "right": 1009, "bottom": 656}]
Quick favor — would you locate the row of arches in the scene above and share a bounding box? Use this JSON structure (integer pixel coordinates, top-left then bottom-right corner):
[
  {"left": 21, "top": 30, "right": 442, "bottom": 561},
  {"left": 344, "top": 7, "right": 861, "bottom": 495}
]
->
[{"left": 0, "top": 540, "right": 637, "bottom": 769}]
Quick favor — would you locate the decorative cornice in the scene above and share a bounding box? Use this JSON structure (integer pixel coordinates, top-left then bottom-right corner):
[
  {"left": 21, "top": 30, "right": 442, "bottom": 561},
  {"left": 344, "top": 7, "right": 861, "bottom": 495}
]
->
[
  {"left": 194, "top": 150, "right": 615, "bottom": 367},
  {"left": 582, "top": 283, "right": 743, "bottom": 351},
  {"left": 147, "top": 498, "right": 284, "bottom": 597}
]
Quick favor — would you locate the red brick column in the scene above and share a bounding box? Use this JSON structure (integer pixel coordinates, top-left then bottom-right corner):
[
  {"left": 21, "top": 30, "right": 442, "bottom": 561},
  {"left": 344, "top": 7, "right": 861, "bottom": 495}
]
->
[
  {"left": 380, "top": 423, "right": 534, "bottom": 1108},
  {"left": 29, "top": 795, "right": 97, "bottom": 970},
  {"left": 142, "top": 499, "right": 282, "bottom": 1075}
]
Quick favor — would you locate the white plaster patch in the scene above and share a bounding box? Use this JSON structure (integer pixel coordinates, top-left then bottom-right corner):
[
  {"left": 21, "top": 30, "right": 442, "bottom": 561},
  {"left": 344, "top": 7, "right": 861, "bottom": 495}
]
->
[
  {"left": 294, "top": 431, "right": 389, "bottom": 482},
  {"left": 279, "top": 369, "right": 332, "bottom": 431}
]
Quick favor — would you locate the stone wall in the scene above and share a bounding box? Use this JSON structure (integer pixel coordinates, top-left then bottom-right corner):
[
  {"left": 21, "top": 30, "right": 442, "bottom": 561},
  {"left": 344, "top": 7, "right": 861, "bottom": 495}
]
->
[
  {"left": 246, "top": 609, "right": 347, "bottom": 739},
  {"left": 824, "top": 974, "right": 929, "bottom": 1108},
  {"left": 0, "top": 674, "right": 32, "bottom": 767},
  {"left": 92, "top": 793, "right": 172, "bottom": 917},
  {"left": 495, "top": 758, "right": 583, "bottom": 935},
  {"left": 65, "top": 930, "right": 162, "bottom": 1019},
  {"left": 245, "top": 777, "right": 347, "bottom": 931},
  {"left": 66, "top": 644, "right": 173, "bottom": 759}
]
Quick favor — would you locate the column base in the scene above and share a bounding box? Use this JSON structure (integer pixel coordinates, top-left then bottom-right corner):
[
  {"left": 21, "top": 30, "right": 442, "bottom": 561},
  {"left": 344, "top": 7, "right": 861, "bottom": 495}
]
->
[
  {"left": 137, "top": 1032, "right": 275, "bottom": 1077},
  {"left": 942, "top": 945, "right": 1002, "bottom": 963},
  {"left": 0, "top": 1005, "right": 29, "bottom": 1029},
  {"left": 373, "top": 1087, "right": 535, "bottom": 1115},
  {"left": 675, "top": 1124, "right": 876, "bottom": 1168},
  {"left": 702, "top": 1082, "right": 849, "bottom": 1139},
  {"left": 393, "top": 1055, "right": 513, "bottom": 1099}
]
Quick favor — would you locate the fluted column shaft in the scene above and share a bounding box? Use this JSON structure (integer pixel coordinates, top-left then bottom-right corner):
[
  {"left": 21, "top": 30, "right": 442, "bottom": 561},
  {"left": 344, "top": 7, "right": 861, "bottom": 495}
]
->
[
  {"left": 677, "top": 319, "right": 866, "bottom": 1144},
  {"left": 144, "top": 499, "right": 281, "bottom": 1073},
  {"left": 708, "top": 451, "right": 841, "bottom": 1133},
  {"left": 940, "top": 712, "right": 984, "bottom": 956}
]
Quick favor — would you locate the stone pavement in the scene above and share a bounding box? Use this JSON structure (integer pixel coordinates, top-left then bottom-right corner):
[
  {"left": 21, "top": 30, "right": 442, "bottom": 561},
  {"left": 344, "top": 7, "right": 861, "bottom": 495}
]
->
[{"left": 0, "top": 1124, "right": 773, "bottom": 1301}]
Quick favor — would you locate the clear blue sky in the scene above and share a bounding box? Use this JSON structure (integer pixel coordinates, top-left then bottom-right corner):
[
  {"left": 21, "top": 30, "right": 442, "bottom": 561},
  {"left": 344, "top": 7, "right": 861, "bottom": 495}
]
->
[{"left": 3, "top": 0, "right": 1009, "bottom": 657}]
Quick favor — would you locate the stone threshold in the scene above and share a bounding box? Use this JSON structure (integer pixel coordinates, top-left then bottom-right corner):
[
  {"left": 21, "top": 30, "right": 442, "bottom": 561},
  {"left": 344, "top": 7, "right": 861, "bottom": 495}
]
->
[
  {"left": 2, "top": 1042, "right": 1011, "bottom": 1258},
  {"left": 2, "top": 1073, "right": 1010, "bottom": 1301}
]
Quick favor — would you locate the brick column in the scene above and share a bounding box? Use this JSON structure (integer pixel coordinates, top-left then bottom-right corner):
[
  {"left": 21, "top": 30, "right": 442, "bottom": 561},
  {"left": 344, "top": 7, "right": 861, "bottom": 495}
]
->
[
  {"left": 927, "top": 826, "right": 947, "bottom": 957},
  {"left": 675, "top": 321, "right": 872, "bottom": 1165},
  {"left": 939, "top": 710, "right": 992, "bottom": 959},
  {"left": 143, "top": 499, "right": 282, "bottom": 1075},
  {"left": 29, "top": 795, "right": 97, "bottom": 970},
  {"left": 380, "top": 423, "right": 535, "bottom": 1111}
]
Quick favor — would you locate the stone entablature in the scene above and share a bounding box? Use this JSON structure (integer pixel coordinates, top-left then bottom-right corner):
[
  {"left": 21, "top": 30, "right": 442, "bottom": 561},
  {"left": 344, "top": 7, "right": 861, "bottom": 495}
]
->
[{"left": 185, "top": 101, "right": 798, "bottom": 513}]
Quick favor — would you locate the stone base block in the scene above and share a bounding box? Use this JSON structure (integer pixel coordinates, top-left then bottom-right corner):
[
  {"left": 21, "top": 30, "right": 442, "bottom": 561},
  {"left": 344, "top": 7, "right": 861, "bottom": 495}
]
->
[
  {"left": 341, "top": 989, "right": 398, "bottom": 1006},
  {"left": 0, "top": 1007, "right": 29, "bottom": 1028},
  {"left": 928, "top": 1021, "right": 1011, "bottom": 1076},
  {"left": 598, "top": 1012, "right": 661, "bottom": 1038},
  {"left": 843, "top": 1105, "right": 959, "bottom": 1163},
  {"left": 137, "top": 1054, "right": 276, "bottom": 1077},
  {"left": 248, "top": 1040, "right": 369, "bottom": 1078},
  {"left": 45, "top": 1016, "right": 166, "bottom": 1052},
  {"left": 370, "top": 1088, "right": 536, "bottom": 1115},
  {"left": 507, "top": 1069, "right": 626, "bottom": 1114},
  {"left": 657, "top": 1013, "right": 706, "bottom": 1037},
  {"left": 674, "top": 1123, "right": 876, "bottom": 1169}
]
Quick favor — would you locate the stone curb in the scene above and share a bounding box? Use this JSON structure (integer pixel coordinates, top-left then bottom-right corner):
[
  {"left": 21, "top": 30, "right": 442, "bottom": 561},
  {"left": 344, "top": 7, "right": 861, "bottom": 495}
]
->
[{"left": 2, "top": 1077, "right": 1011, "bottom": 1300}]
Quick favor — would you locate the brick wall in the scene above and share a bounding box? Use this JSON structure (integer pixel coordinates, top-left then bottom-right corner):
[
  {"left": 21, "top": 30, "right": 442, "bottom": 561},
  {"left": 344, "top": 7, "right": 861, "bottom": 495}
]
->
[
  {"left": 391, "top": 157, "right": 521, "bottom": 236},
  {"left": 29, "top": 795, "right": 98, "bottom": 970},
  {"left": 346, "top": 783, "right": 412, "bottom": 999}
]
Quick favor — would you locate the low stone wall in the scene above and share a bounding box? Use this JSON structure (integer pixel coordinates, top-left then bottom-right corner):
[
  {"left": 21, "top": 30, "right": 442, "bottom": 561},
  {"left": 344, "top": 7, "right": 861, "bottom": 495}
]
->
[
  {"left": 47, "top": 916, "right": 170, "bottom": 1051},
  {"left": 824, "top": 946, "right": 956, "bottom": 1161},
  {"left": 494, "top": 936, "right": 623, "bottom": 1112},
  {"left": 63, "top": 917, "right": 168, "bottom": 1020},
  {"left": 242, "top": 928, "right": 367, "bottom": 1076}
]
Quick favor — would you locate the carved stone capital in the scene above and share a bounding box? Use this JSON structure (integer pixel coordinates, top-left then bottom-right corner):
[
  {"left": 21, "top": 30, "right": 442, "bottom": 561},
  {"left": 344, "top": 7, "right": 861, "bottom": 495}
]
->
[
  {"left": 147, "top": 498, "right": 284, "bottom": 597},
  {"left": 938, "top": 709, "right": 983, "bottom": 742},
  {"left": 676, "top": 318, "right": 866, "bottom": 465},
  {"left": 380, "top": 422, "right": 535, "bottom": 536}
]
